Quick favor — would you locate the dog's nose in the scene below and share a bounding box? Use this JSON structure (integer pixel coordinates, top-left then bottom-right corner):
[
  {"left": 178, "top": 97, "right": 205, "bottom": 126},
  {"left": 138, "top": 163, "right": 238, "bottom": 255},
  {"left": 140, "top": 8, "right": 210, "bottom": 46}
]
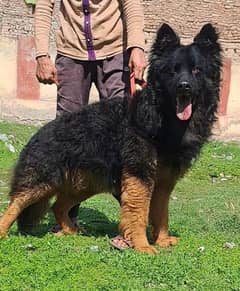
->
[{"left": 177, "top": 81, "right": 191, "bottom": 91}]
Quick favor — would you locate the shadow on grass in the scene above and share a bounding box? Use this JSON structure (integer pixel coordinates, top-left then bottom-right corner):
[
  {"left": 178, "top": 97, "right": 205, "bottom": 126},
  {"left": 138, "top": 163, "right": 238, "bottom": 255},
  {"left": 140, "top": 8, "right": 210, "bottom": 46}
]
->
[
  {"left": 78, "top": 207, "right": 119, "bottom": 237},
  {"left": 12, "top": 206, "right": 119, "bottom": 239},
  {"left": 10, "top": 203, "right": 180, "bottom": 240}
]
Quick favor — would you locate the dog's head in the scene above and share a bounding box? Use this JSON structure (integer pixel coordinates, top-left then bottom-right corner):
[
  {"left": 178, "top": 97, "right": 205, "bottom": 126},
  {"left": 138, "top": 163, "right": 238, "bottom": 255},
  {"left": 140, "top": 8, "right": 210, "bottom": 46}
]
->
[{"left": 149, "top": 23, "right": 222, "bottom": 121}]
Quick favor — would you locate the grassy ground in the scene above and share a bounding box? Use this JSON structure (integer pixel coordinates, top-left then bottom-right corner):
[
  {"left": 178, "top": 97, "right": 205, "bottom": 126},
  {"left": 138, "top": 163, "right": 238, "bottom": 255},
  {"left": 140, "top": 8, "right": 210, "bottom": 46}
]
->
[{"left": 0, "top": 121, "right": 240, "bottom": 290}]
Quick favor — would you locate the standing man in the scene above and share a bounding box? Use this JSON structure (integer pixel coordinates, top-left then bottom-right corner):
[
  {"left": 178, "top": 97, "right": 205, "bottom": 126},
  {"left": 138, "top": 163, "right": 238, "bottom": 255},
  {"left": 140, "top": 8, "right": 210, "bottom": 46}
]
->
[
  {"left": 35, "top": 0, "right": 146, "bottom": 111},
  {"left": 34, "top": 0, "right": 146, "bottom": 241}
]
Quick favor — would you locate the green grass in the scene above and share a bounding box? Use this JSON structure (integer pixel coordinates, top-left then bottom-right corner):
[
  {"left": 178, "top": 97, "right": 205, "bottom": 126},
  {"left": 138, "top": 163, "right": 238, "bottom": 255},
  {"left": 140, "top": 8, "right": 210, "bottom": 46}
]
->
[{"left": 0, "top": 121, "right": 240, "bottom": 290}]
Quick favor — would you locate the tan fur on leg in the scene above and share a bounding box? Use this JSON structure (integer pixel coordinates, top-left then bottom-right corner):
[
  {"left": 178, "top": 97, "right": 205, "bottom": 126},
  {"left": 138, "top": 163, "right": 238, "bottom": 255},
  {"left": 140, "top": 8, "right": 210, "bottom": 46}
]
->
[
  {"left": 52, "top": 169, "right": 102, "bottom": 235},
  {"left": 52, "top": 195, "right": 80, "bottom": 235},
  {"left": 0, "top": 202, "right": 22, "bottom": 238},
  {"left": 119, "top": 173, "right": 157, "bottom": 254},
  {"left": 150, "top": 168, "right": 179, "bottom": 248},
  {"left": 0, "top": 186, "right": 53, "bottom": 238}
]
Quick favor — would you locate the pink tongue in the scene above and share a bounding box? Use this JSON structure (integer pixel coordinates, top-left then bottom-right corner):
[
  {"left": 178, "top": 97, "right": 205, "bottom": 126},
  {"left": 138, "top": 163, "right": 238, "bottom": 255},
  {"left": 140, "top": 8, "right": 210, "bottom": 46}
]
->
[{"left": 177, "top": 103, "right": 192, "bottom": 121}]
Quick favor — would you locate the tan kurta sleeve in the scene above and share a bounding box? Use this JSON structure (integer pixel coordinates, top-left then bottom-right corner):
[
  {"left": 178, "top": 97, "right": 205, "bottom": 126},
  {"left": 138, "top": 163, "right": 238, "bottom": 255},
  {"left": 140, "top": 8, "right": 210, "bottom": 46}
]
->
[
  {"left": 35, "top": 0, "right": 55, "bottom": 58},
  {"left": 121, "top": 0, "right": 145, "bottom": 51}
]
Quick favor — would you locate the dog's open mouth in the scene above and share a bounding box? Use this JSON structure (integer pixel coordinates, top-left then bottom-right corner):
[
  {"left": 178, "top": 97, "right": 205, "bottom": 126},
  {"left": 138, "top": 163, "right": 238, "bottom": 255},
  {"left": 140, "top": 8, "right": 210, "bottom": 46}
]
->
[{"left": 176, "top": 97, "right": 192, "bottom": 121}]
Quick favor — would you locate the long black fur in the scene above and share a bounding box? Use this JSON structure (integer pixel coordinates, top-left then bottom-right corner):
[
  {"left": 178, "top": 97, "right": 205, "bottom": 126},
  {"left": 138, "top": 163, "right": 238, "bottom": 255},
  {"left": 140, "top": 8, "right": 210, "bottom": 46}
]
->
[{"left": 11, "top": 23, "right": 222, "bottom": 231}]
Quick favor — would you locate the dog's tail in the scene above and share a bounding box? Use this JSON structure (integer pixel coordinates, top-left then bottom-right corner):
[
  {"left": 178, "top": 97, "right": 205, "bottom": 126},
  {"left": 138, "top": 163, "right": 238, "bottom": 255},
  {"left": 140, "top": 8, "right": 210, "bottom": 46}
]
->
[{"left": 17, "top": 197, "right": 50, "bottom": 234}]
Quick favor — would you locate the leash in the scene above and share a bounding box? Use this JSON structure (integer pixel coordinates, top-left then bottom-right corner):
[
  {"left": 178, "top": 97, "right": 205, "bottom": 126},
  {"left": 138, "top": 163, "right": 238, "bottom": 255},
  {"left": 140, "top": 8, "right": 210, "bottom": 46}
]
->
[{"left": 130, "top": 72, "right": 147, "bottom": 96}]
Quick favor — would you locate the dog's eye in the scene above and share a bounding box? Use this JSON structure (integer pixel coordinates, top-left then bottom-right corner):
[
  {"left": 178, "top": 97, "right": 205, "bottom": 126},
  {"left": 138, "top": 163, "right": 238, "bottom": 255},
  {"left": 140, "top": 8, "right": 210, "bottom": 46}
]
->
[
  {"left": 192, "top": 68, "right": 201, "bottom": 75},
  {"left": 162, "top": 68, "right": 175, "bottom": 76}
]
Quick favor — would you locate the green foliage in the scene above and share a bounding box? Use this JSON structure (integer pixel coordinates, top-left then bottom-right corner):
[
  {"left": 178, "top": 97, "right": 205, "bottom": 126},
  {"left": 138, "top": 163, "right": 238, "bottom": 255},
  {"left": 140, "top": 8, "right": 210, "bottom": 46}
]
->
[
  {"left": 0, "top": 122, "right": 240, "bottom": 290},
  {"left": 188, "top": 141, "right": 240, "bottom": 180},
  {"left": 0, "top": 122, "right": 37, "bottom": 175}
]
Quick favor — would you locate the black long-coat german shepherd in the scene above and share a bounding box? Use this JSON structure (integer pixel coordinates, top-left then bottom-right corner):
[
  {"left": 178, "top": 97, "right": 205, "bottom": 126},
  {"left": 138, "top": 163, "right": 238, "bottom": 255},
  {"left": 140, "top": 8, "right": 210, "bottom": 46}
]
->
[{"left": 0, "top": 23, "right": 222, "bottom": 254}]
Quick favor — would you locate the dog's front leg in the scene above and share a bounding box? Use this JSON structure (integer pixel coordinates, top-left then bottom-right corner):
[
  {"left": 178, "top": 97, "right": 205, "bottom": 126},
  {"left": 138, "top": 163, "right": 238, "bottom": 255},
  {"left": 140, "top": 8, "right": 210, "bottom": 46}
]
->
[
  {"left": 149, "top": 176, "right": 178, "bottom": 248},
  {"left": 119, "top": 173, "right": 158, "bottom": 254}
]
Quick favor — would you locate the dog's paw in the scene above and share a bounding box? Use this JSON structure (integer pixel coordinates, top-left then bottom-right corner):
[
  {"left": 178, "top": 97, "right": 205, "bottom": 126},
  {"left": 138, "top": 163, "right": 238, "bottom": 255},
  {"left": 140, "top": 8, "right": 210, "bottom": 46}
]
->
[
  {"left": 155, "top": 236, "right": 178, "bottom": 248},
  {"left": 52, "top": 228, "right": 79, "bottom": 237},
  {"left": 0, "top": 229, "right": 8, "bottom": 239},
  {"left": 135, "top": 245, "right": 158, "bottom": 254},
  {"left": 52, "top": 230, "right": 65, "bottom": 237},
  {"left": 50, "top": 221, "right": 86, "bottom": 235}
]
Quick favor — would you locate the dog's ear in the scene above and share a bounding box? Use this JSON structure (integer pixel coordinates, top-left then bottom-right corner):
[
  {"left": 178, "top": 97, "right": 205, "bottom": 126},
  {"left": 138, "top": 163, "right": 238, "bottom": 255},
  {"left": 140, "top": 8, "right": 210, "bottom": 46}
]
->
[
  {"left": 194, "top": 23, "right": 219, "bottom": 50},
  {"left": 152, "top": 23, "right": 180, "bottom": 54},
  {"left": 194, "top": 23, "right": 222, "bottom": 93}
]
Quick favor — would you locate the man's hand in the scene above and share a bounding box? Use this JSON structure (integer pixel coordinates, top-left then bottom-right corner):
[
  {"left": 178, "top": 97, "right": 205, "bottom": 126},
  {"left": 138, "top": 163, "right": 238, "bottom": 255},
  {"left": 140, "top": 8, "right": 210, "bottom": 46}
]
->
[
  {"left": 128, "top": 47, "right": 147, "bottom": 80},
  {"left": 36, "top": 55, "right": 58, "bottom": 85}
]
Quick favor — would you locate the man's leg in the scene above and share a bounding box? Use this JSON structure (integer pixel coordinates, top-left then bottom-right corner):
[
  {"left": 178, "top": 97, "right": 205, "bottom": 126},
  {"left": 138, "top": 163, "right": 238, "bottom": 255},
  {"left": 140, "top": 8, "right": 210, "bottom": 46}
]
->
[
  {"left": 95, "top": 52, "right": 130, "bottom": 207},
  {"left": 95, "top": 52, "right": 134, "bottom": 248},
  {"left": 56, "top": 54, "right": 92, "bottom": 114},
  {"left": 95, "top": 52, "right": 130, "bottom": 99},
  {"left": 54, "top": 55, "right": 93, "bottom": 226}
]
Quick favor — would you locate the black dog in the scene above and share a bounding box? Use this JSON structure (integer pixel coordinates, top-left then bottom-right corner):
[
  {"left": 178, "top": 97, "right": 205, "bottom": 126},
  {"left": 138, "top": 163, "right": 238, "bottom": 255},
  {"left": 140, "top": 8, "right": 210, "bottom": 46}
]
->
[{"left": 0, "top": 23, "right": 222, "bottom": 254}]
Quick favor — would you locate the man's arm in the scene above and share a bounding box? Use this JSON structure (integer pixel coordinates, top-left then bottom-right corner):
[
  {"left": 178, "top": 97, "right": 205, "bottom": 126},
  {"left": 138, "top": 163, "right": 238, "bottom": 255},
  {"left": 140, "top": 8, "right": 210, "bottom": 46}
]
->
[
  {"left": 121, "top": 0, "right": 146, "bottom": 80},
  {"left": 35, "top": 0, "right": 54, "bottom": 57},
  {"left": 35, "top": 0, "right": 57, "bottom": 84}
]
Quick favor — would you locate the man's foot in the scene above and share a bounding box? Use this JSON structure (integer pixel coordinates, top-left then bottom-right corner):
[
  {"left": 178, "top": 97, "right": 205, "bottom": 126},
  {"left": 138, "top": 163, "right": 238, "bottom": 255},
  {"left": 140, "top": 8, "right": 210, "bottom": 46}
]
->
[{"left": 109, "top": 235, "right": 133, "bottom": 250}]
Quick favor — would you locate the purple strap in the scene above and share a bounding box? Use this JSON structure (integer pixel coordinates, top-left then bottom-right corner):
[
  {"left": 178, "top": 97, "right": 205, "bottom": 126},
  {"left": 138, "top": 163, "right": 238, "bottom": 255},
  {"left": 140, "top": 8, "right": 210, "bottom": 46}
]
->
[{"left": 82, "top": 0, "right": 96, "bottom": 60}]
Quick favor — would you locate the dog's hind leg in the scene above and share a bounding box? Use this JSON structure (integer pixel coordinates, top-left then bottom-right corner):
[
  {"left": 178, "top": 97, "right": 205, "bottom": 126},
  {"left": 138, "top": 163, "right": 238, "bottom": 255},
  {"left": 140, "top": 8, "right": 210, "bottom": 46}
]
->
[
  {"left": 149, "top": 172, "right": 178, "bottom": 248},
  {"left": 0, "top": 185, "right": 53, "bottom": 238},
  {"left": 119, "top": 173, "right": 158, "bottom": 254},
  {"left": 52, "top": 194, "right": 81, "bottom": 235}
]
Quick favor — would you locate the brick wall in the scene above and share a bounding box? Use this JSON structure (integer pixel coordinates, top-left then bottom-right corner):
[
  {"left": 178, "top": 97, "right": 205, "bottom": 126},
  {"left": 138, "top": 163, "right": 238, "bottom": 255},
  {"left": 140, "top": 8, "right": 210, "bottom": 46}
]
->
[
  {"left": 1, "top": 0, "right": 34, "bottom": 38},
  {"left": 0, "top": 0, "right": 58, "bottom": 42},
  {"left": 143, "top": 0, "right": 240, "bottom": 62},
  {"left": 0, "top": 0, "right": 240, "bottom": 62}
]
